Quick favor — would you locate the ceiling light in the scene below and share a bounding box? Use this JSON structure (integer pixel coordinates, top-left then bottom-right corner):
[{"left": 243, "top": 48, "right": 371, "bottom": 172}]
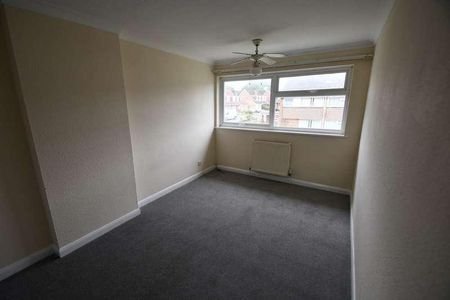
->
[{"left": 250, "top": 62, "right": 262, "bottom": 76}]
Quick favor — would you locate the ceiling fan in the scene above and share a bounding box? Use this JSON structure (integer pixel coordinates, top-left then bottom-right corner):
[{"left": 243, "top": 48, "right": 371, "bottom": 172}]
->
[{"left": 231, "top": 39, "right": 286, "bottom": 75}]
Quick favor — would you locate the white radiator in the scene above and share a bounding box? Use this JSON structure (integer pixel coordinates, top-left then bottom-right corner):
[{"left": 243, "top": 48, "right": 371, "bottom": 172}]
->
[{"left": 250, "top": 140, "right": 291, "bottom": 176}]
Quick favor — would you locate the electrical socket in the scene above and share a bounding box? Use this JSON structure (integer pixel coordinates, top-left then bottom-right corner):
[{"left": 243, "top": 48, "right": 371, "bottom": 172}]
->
[{"left": 197, "top": 161, "right": 202, "bottom": 167}]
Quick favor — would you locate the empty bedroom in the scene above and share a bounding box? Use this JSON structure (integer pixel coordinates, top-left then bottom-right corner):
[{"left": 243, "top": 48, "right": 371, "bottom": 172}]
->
[{"left": 0, "top": 0, "right": 449, "bottom": 299}]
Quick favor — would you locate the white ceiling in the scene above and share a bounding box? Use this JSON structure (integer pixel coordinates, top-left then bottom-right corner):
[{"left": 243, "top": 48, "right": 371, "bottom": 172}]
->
[{"left": 5, "top": 0, "right": 394, "bottom": 64}]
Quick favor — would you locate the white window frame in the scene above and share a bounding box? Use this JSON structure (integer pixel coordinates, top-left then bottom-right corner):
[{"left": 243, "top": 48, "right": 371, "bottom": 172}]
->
[{"left": 219, "top": 65, "right": 353, "bottom": 136}]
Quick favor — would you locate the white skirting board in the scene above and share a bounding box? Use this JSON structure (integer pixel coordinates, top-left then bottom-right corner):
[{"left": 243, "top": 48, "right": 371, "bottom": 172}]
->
[
  {"left": 138, "top": 165, "right": 217, "bottom": 208},
  {"left": 55, "top": 208, "right": 141, "bottom": 257},
  {"left": 0, "top": 246, "right": 54, "bottom": 282},
  {"left": 0, "top": 167, "right": 216, "bottom": 280},
  {"left": 2, "top": 165, "right": 351, "bottom": 282},
  {"left": 217, "top": 165, "right": 352, "bottom": 195},
  {"left": 1, "top": 208, "right": 141, "bottom": 281}
]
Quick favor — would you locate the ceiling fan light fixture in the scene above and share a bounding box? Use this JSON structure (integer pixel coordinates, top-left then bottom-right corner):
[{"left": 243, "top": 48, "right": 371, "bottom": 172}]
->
[
  {"left": 231, "top": 39, "right": 286, "bottom": 71},
  {"left": 250, "top": 62, "right": 263, "bottom": 76}
]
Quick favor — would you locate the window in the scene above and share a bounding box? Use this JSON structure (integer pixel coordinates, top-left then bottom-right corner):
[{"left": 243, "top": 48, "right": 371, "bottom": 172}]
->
[{"left": 219, "top": 67, "right": 351, "bottom": 135}]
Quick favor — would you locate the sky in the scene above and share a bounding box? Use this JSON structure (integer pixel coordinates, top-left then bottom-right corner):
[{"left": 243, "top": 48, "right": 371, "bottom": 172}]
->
[{"left": 225, "top": 79, "right": 271, "bottom": 91}]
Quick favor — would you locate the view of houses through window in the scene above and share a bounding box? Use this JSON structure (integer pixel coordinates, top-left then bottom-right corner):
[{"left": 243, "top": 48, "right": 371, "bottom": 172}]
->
[
  {"left": 223, "top": 70, "right": 348, "bottom": 132},
  {"left": 274, "top": 95, "right": 345, "bottom": 130},
  {"left": 224, "top": 79, "right": 271, "bottom": 125}
]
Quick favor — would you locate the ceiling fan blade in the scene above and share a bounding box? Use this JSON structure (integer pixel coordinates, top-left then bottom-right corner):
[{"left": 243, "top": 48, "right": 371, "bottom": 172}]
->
[
  {"left": 260, "top": 56, "right": 277, "bottom": 65},
  {"left": 231, "top": 57, "right": 251, "bottom": 65},
  {"left": 232, "top": 51, "right": 253, "bottom": 56},
  {"left": 264, "top": 53, "right": 286, "bottom": 58}
]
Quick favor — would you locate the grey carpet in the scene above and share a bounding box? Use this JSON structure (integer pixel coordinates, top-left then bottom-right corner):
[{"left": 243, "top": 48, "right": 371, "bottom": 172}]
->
[{"left": 0, "top": 170, "right": 351, "bottom": 300}]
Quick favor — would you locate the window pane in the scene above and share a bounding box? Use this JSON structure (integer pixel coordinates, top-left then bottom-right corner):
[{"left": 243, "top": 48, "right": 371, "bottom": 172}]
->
[
  {"left": 274, "top": 96, "right": 346, "bottom": 131},
  {"left": 223, "top": 79, "right": 271, "bottom": 125},
  {"left": 278, "top": 72, "right": 346, "bottom": 91}
]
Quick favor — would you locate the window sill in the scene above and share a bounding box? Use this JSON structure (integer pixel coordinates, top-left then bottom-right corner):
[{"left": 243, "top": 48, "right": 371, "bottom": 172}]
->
[{"left": 215, "top": 126, "right": 347, "bottom": 138}]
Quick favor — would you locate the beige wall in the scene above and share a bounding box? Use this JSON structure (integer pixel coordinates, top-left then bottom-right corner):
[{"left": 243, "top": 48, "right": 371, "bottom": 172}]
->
[
  {"left": 0, "top": 7, "right": 51, "bottom": 268},
  {"left": 120, "top": 40, "right": 215, "bottom": 200},
  {"left": 216, "top": 50, "right": 373, "bottom": 190},
  {"left": 353, "top": 0, "right": 450, "bottom": 298},
  {"left": 4, "top": 6, "right": 138, "bottom": 247}
]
